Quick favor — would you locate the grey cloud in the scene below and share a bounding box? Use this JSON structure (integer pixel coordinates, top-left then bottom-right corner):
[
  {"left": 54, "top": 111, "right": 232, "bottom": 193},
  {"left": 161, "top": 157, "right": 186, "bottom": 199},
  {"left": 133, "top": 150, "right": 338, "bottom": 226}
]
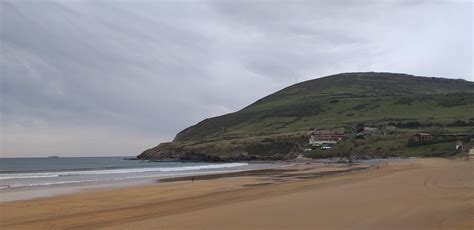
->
[{"left": 0, "top": 0, "right": 472, "bottom": 157}]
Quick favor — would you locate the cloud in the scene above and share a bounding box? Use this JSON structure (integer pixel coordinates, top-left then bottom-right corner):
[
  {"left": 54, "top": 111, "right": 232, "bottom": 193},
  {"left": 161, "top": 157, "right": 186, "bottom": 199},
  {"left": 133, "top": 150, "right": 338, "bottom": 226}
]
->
[{"left": 0, "top": 0, "right": 472, "bottom": 157}]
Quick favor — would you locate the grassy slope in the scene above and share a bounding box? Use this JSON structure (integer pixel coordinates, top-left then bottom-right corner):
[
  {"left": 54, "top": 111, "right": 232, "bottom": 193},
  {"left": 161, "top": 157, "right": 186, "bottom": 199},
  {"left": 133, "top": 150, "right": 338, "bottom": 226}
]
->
[
  {"left": 140, "top": 72, "right": 474, "bottom": 160},
  {"left": 174, "top": 72, "right": 474, "bottom": 142}
]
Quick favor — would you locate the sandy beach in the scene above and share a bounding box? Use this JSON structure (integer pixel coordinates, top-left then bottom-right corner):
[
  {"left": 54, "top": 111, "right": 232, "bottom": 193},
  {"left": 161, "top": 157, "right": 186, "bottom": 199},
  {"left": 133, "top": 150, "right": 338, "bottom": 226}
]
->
[{"left": 0, "top": 158, "right": 472, "bottom": 229}]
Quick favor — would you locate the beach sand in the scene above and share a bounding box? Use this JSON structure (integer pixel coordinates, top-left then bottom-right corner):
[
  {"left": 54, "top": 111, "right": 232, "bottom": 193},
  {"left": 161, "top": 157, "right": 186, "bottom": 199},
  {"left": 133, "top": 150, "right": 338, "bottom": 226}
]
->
[{"left": 0, "top": 159, "right": 472, "bottom": 229}]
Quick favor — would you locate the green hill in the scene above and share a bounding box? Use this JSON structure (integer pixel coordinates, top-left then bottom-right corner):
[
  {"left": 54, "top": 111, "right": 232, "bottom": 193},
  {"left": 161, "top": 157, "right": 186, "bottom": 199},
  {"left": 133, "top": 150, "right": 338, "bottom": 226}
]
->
[{"left": 139, "top": 72, "right": 474, "bottom": 161}]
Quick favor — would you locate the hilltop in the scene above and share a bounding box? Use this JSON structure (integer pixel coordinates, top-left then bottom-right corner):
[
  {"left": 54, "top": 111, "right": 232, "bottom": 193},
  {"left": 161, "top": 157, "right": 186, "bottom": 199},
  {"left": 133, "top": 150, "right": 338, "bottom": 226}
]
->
[{"left": 139, "top": 72, "right": 474, "bottom": 161}]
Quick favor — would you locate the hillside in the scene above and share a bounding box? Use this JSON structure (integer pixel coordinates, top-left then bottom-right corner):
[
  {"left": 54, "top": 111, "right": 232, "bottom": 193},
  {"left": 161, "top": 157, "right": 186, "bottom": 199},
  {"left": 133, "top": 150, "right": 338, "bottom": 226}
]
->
[{"left": 139, "top": 72, "right": 474, "bottom": 161}]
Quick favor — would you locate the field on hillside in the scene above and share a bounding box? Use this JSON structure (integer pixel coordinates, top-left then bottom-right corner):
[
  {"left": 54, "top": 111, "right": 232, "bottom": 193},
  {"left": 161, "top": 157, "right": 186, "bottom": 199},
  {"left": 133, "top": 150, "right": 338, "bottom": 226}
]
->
[{"left": 140, "top": 73, "right": 474, "bottom": 161}]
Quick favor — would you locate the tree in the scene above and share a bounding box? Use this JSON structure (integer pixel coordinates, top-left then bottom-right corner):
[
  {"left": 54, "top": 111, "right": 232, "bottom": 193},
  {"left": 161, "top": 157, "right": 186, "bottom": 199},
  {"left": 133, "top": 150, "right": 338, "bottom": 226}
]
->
[{"left": 330, "top": 138, "right": 355, "bottom": 164}]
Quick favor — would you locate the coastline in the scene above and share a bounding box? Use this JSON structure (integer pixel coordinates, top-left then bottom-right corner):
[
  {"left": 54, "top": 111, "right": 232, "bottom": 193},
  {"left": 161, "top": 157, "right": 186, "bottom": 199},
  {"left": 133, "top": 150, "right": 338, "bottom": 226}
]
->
[
  {"left": 0, "top": 162, "right": 287, "bottom": 202},
  {"left": 0, "top": 159, "right": 390, "bottom": 202},
  {"left": 1, "top": 158, "right": 472, "bottom": 229}
]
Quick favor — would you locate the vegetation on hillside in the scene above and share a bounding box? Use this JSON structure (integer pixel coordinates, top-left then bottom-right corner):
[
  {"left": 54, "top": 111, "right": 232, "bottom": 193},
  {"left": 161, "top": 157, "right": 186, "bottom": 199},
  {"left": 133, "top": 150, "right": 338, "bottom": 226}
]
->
[{"left": 139, "top": 72, "right": 474, "bottom": 161}]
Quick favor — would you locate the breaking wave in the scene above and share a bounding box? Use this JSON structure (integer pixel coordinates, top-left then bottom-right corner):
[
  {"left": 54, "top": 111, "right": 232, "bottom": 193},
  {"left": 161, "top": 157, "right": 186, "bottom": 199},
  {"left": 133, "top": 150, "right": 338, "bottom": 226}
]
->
[{"left": 0, "top": 163, "right": 248, "bottom": 180}]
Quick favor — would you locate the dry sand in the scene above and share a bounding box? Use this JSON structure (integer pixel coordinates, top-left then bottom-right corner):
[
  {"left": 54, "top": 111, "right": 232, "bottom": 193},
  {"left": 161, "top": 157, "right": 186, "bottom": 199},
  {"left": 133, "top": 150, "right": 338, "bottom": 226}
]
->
[{"left": 0, "top": 159, "right": 472, "bottom": 229}]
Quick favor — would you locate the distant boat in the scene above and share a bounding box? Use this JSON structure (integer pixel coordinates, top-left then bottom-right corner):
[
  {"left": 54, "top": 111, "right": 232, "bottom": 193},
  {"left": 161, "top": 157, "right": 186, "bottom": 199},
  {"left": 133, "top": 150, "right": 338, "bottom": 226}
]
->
[{"left": 47, "top": 155, "right": 59, "bottom": 158}]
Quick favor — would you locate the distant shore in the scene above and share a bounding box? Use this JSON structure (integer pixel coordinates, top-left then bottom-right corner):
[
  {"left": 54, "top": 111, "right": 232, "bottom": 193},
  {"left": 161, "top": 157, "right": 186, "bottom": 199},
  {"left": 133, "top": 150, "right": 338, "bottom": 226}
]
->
[{"left": 1, "top": 158, "right": 472, "bottom": 229}]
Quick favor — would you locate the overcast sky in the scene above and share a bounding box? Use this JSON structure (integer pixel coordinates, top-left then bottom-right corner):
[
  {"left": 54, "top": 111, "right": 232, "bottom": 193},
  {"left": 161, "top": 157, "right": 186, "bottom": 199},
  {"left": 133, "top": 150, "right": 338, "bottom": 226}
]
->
[{"left": 1, "top": 0, "right": 472, "bottom": 157}]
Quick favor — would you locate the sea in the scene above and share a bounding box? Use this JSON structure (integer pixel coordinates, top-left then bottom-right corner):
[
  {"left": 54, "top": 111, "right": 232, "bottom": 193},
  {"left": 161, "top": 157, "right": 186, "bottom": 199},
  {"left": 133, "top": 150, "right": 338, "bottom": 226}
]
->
[{"left": 0, "top": 157, "right": 277, "bottom": 189}]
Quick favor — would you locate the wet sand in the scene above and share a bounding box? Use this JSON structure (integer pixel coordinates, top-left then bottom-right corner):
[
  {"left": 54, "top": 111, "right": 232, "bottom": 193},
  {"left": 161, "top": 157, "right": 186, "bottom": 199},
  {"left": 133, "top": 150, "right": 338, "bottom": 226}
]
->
[{"left": 0, "top": 159, "right": 472, "bottom": 229}]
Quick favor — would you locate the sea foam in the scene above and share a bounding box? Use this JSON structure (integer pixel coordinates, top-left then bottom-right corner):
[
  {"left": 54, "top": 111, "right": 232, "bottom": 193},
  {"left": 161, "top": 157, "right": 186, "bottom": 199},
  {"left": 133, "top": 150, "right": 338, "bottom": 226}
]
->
[{"left": 0, "top": 162, "right": 248, "bottom": 180}]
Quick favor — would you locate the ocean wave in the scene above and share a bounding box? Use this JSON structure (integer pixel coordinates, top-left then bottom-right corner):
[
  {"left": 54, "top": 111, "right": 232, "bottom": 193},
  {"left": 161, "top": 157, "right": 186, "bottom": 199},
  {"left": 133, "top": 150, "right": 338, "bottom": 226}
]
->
[
  {"left": 0, "top": 174, "right": 61, "bottom": 180},
  {"left": 0, "top": 163, "right": 248, "bottom": 180},
  {"left": 0, "top": 168, "right": 247, "bottom": 189}
]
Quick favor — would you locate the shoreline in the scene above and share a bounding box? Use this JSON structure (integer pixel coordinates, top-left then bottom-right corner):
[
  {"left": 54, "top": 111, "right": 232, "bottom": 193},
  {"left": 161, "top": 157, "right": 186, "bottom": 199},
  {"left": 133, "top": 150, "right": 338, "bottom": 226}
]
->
[
  {"left": 158, "top": 163, "right": 370, "bottom": 183},
  {"left": 0, "top": 162, "right": 291, "bottom": 202},
  {"left": 0, "top": 161, "right": 370, "bottom": 203},
  {"left": 2, "top": 158, "right": 471, "bottom": 229},
  {"left": 0, "top": 159, "right": 388, "bottom": 202}
]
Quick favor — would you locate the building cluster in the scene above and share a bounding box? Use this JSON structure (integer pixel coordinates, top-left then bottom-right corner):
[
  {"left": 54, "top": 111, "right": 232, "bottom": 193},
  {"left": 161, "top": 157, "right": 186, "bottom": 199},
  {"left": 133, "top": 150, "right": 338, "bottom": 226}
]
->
[
  {"left": 306, "top": 126, "right": 471, "bottom": 155},
  {"left": 309, "top": 129, "right": 345, "bottom": 150},
  {"left": 308, "top": 127, "right": 382, "bottom": 150}
]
